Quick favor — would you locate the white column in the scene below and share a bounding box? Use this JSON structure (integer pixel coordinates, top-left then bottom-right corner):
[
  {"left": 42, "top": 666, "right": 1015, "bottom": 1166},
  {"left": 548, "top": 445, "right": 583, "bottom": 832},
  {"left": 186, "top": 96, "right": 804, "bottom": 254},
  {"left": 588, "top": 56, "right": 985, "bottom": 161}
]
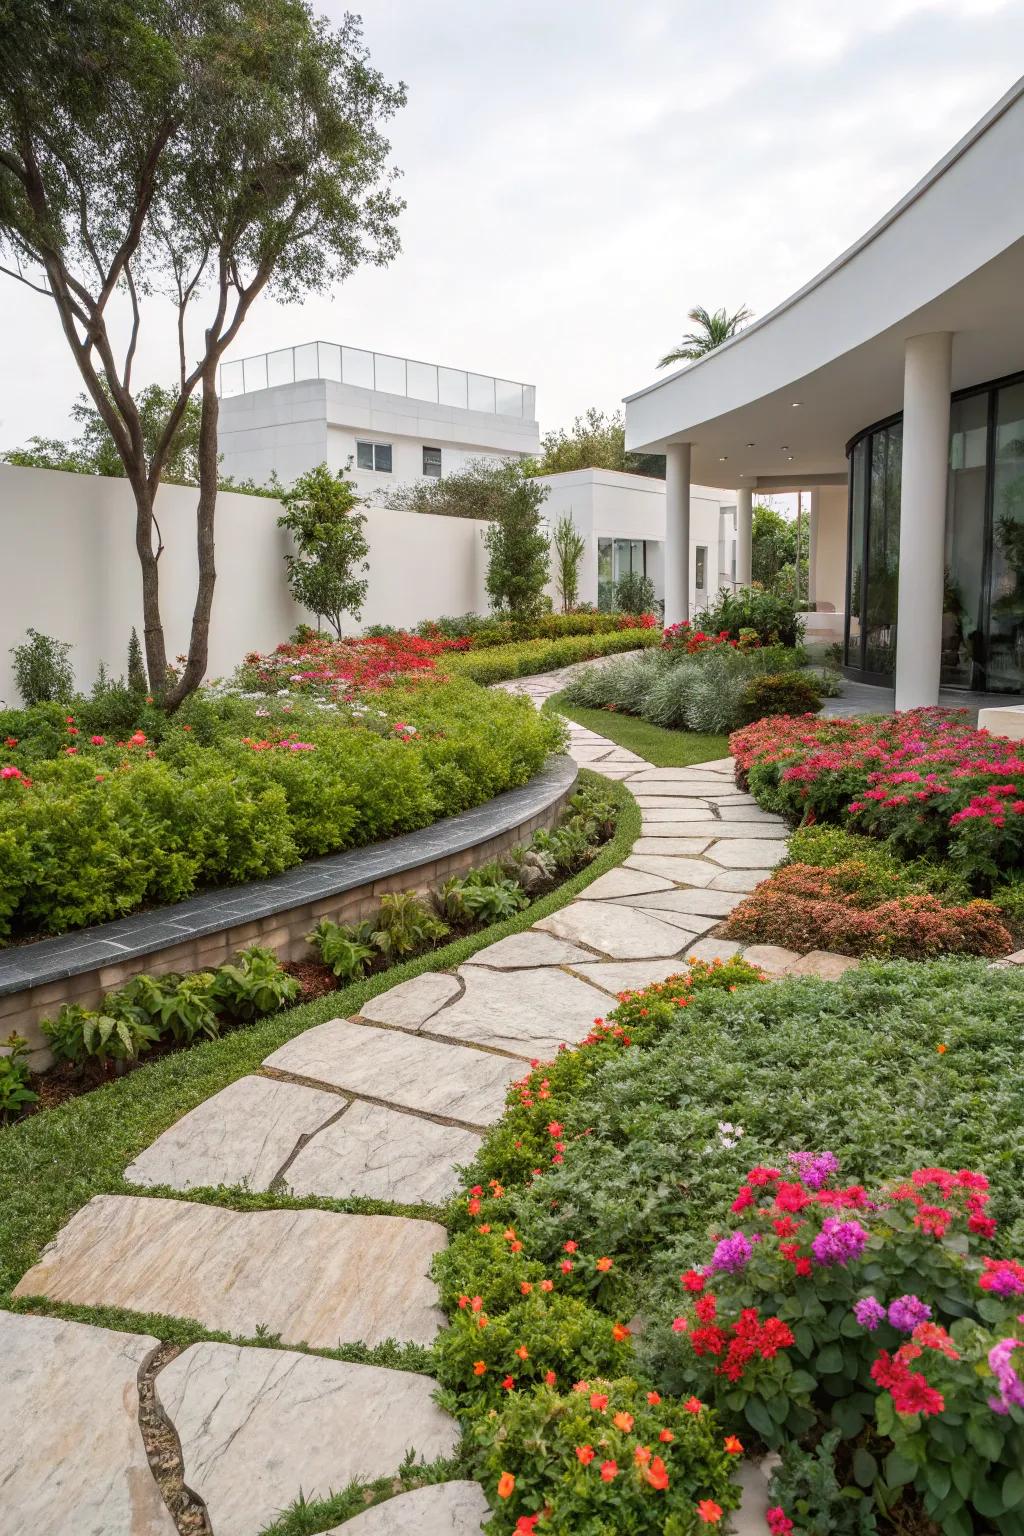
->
[
  {"left": 894, "top": 332, "right": 953, "bottom": 710},
  {"left": 736, "top": 487, "right": 753, "bottom": 588},
  {"left": 807, "top": 489, "right": 819, "bottom": 608},
  {"left": 664, "top": 442, "right": 691, "bottom": 624}
]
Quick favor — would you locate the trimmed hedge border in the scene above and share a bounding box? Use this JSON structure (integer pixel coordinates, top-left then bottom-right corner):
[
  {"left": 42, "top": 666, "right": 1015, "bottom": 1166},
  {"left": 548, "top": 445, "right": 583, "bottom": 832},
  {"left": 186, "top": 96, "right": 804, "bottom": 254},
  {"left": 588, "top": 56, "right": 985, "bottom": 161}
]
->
[{"left": 2, "top": 756, "right": 578, "bottom": 1067}]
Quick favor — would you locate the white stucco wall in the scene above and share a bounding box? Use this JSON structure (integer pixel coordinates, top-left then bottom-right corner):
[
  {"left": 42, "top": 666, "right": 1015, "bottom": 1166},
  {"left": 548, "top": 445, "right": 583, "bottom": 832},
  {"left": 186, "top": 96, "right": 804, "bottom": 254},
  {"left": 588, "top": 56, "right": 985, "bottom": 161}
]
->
[
  {"left": 0, "top": 466, "right": 492, "bottom": 702},
  {"left": 812, "top": 485, "right": 849, "bottom": 614}
]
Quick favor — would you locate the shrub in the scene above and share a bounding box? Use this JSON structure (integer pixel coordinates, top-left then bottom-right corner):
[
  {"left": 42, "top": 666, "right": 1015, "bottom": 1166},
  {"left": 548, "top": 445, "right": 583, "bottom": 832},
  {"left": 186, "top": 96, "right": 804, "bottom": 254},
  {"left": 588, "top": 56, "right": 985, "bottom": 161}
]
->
[
  {"left": 0, "top": 1034, "right": 38, "bottom": 1121},
  {"left": 127, "top": 627, "right": 148, "bottom": 694},
  {"left": 438, "top": 868, "right": 530, "bottom": 926},
  {"left": 468, "top": 1378, "right": 741, "bottom": 1534},
  {"left": 276, "top": 463, "right": 369, "bottom": 638},
  {"left": 722, "top": 863, "right": 1011, "bottom": 958},
  {"left": 731, "top": 709, "right": 1024, "bottom": 888},
  {"left": 697, "top": 587, "right": 804, "bottom": 647},
  {"left": 310, "top": 918, "right": 377, "bottom": 983},
  {"left": 614, "top": 570, "right": 657, "bottom": 615},
  {"left": 42, "top": 1005, "right": 161, "bottom": 1066},
  {"left": 371, "top": 892, "right": 448, "bottom": 960},
  {"left": 735, "top": 671, "right": 822, "bottom": 727},
  {"left": 210, "top": 946, "right": 301, "bottom": 1019},
  {"left": 662, "top": 1158, "right": 1024, "bottom": 1534},
  {"left": 447, "top": 629, "right": 662, "bottom": 686},
  {"left": 9, "top": 628, "right": 75, "bottom": 705}
]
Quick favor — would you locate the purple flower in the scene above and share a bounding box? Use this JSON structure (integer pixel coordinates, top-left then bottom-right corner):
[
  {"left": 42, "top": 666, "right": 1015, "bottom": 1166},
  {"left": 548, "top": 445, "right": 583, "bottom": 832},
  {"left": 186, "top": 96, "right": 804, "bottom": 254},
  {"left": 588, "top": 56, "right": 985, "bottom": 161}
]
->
[
  {"left": 708, "top": 1231, "right": 753, "bottom": 1275},
  {"left": 811, "top": 1218, "right": 868, "bottom": 1268},
  {"left": 888, "top": 1294, "right": 932, "bottom": 1333},
  {"left": 988, "top": 1338, "right": 1024, "bottom": 1416},
  {"left": 789, "top": 1150, "right": 840, "bottom": 1191},
  {"left": 853, "top": 1296, "right": 887, "bottom": 1331}
]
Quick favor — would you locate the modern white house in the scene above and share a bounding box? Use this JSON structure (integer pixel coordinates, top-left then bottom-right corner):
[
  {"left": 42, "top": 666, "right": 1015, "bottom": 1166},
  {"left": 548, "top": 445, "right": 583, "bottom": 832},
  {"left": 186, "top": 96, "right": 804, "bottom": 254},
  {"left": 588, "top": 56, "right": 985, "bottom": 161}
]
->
[
  {"left": 217, "top": 342, "right": 540, "bottom": 496},
  {"left": 624, "top": 75, "right": 1024, "bottom": 709}
]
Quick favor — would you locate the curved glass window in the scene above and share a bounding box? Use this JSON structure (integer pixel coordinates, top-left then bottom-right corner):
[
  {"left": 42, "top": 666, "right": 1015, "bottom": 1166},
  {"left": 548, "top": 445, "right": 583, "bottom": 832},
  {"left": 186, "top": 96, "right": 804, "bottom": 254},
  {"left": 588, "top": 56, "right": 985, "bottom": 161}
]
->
[{"left": 845, "top": 369, "right": 1024, "bottom": 692}]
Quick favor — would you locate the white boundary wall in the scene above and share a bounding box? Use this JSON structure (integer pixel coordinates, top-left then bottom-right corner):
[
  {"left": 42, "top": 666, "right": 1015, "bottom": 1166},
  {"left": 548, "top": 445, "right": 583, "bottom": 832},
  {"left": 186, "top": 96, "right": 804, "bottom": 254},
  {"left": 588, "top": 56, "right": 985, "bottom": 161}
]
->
[{"left": 0, "top": 465, "right": 490, "bottom": 702}]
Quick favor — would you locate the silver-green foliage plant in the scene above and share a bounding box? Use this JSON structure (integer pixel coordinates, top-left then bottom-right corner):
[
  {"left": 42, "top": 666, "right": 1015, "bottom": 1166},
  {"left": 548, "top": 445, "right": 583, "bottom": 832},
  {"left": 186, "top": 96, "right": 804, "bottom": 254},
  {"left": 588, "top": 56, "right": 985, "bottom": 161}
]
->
[{"left": 10, "top": 629, "right": 75, "bottom": 705}]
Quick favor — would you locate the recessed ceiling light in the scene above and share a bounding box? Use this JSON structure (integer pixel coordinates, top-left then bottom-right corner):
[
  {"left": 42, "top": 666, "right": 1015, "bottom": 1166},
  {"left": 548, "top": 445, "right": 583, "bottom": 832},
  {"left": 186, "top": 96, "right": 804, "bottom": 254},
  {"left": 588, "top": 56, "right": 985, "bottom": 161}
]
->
[
  {"left": 745, "top": 442, "right": 755, "bottom": 449},
  {"left": 719, "top": 455, "right": 728, "bottom": 462},
  {"left": 780, "top": 446, "right": 789, "bottom": 452},
  {"left": 791, "top": 401, "right": 802, "bottom": 408},
  {"left": 787, "top": 455, "right": 795, "bottom": 462}
]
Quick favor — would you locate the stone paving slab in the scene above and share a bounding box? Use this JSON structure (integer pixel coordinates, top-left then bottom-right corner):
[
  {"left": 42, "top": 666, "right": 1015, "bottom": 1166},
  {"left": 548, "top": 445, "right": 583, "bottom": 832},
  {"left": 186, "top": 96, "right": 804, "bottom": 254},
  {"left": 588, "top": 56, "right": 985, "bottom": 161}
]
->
[
  {"left": 0, "top": 1309, "right": 175, "bottom": 1536},
  {"left": 738, "top": 943, "right": 802, "bottom": 975},
  {"left": 714, "top": 805, "right": 789, "bottom": 824},
  {"left": 616, "top": 907, "right": 718, "bottom": 936},
  {"left": 705, "top": 839, "right": 788, "bottom": 868},
  {"left": 709, "top": 870, "right": 768, "bottom": 892},
  {"left": 570, "top": 956, "right": 696, "bottom": 995},
  {"left": 638, "top": 805, "right": 714, "bottom": 822},
  {"left": 124, "top": 1075, "right": 343, "bottom": 1193},
  {"left": 284, "top": 1100, "right": 481, "bottom": 1205},
  {"left": 618, "top": 857, "right": 716, "bottom": 888},
  {"left": 14, "top": 1195, "right": 447, "bottom": 1348},
  {"left": 576, "top": 866, "right": 675, "bottom": 900},
  {"left": 631, "top": 836, "right": 713, "bottom": 856},
  {"left": 359, "top": 972, "right": 462, "bottom": 1029},
  {"left": 462, "top": 930, "right": 593, "bottom": 967},
  {"left": 624, "top": 852, "right": 724, "bottom": 884},
  {"left": 422, "top": 964, "right": 610, "bottom": 1057},
  {"left": 626, "top": 885, "right": 743, "bottom": 917},
  {"left": 157, "top": 1343, "right": 459, "bottom": 1536},
  {"left": 264, "top": 1019, "right": 519, "bottom": 1127},
  {"left": 613, "top": 884, "right": 734, "bottom": 915},
  {"left": 537, "top": 900, "right": 690, "bottom": 959},
  {"left": 632, "top": 795, "right": 716, "bottom": 810},
  {"left": 331, "top": 1482, "right": 490, "bottom": 1535},
  {"left": 786, "top": 949, "right": 861, "bottom": 979},
  {"left": 668, "top": 820, "right": 789, "bottom": 840}
]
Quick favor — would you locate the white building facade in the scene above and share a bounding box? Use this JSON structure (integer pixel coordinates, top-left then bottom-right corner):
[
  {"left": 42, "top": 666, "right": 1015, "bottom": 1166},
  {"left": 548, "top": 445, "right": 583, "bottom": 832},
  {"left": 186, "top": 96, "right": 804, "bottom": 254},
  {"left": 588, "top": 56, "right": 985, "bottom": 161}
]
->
[
  {"left": 217, "top": 342, "right": 539, "bottom": 499},
  {"left": 624, "top": 76, "right": 1024, "bottom": 708}
]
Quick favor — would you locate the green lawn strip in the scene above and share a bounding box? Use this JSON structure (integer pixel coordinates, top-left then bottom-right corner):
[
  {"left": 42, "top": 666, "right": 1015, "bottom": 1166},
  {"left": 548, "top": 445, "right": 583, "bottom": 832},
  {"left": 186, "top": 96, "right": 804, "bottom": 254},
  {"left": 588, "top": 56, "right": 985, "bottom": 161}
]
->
[
  {"left": 546, "top": 689, "right": 729, "bottom": 767},
  {"left": 257, "top": 1454, "right": 469, "bottom": 1536},
  {"left": 0, "top": 768, "right": 640, "bottom": 1302},
  {"left": 446, "top": 629, "right": 661, "bottom": 685}
]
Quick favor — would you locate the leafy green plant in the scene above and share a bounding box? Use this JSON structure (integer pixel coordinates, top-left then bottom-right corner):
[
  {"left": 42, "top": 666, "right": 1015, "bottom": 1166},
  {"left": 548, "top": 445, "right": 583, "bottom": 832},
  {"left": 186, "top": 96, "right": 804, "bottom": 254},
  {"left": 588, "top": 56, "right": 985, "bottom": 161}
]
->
[
  {"left": 211, "top": 946, "right": 300, "bottom": 1020},
  {"left": 309, "top": 918, "right": 377, "bottom": 983},
  {"left": 551, "top": 514, "right": 587, "bottom": 612},
  {"left": 736, "top": 670, "right": 822, "bottom": 726},
  {"left": 438, "top": 868, "right": 529, "bottom": 926},
  {"left": 0, "top": 1034, "right": 37, "bottom": 1121},
  {"left": 446, "top": 629, "right": 662, "bottom": 685},
  {"left": 10, "top": 629, "right": 75, "bottom": 705},
  {"left": 768, "top": 1430, "right": 878, "bottom": 1534},
  {"left": 42, "top": 1004, "right": 160, "bottom": 1067},
  {"left": 139, "top": 972, "right": 221, "bottom": 1044},
  {"left": 127, "top": 627, "right": 148, "bottom": 694},
  {"left": 698, "top": 587, "right": 805, "bottom": 647},
  {"left": 277, "top": 464, "right": 370, "bottom": 638},
  {"left": 371, "top": 892, "right": 448, "bottom": 961},
  {"left": 532, "top": 821, "right": 596, "bottom": 874},
  {"left": 614, "top": 569, "right": 657, "bottom": 616}
]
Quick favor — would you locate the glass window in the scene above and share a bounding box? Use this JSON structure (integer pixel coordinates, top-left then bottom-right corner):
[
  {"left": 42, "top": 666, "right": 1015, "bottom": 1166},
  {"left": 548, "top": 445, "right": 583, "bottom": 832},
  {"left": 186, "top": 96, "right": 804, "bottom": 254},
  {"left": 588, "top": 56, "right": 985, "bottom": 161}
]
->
[
  {"left": 597, "top": 538, "right": 614, "bottom": 611},
  {"left": 846, "top": 438, "right": 867, "bottom": 667},
  {"left": 942, "top": 393, "right": 989, "bottom": 688},
  {"left": 863, "top": 423, "right": 902, "bottom": 675},
  {"left": 988, "top": 381, "right": 1024, "bottom": 693},
  {"left": 422, "top": 446, "right": 442, "bottom": 479},
  {"left": 357, "top": 441, "right": 392, "bottom": 473},
  {"left": 695, "top": 546, "right": 707, "bottom": 590}
]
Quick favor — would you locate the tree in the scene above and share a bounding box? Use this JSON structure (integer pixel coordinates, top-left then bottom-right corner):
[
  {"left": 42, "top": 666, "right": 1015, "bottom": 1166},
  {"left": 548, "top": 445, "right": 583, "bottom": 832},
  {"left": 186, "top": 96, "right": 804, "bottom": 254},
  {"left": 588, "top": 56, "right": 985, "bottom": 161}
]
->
[
  {"left": 5, "top": 381, "right": 201, "bottom": 482},
  {"left": 551, "top": 514, "right": 586, "bottom": 612},
  {"left": 385, "top": 457, "right": 531, "bottom": 520},
  {"left": 658, "top": 304, "right": 753, "bottom": 369},
  {"left": 534, "top": 407, "right": 665, "bottom": 479},
  {"left": 0, "top": 1, "right": 404, "bottom": 708},
  {"left": 615, "top": 570, "right": 656, "bottom": 615},
  {"left": 127, "top": 627, "right": 148, "bottom": 693},
  {"left": 751, "top": 502, "right": 796, "bottom": 588},
  {"left": 483, "top": 466, "right": 551, "bottom": 623},
  {"left": 277, "top": 463, "right": 369, "bottom": 638}
]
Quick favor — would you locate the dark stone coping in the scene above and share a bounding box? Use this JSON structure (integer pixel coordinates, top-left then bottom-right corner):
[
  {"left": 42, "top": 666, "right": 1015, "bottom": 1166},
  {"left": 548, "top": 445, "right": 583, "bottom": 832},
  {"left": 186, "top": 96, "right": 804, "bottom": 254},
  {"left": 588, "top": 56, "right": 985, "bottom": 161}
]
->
[{"left": 0, "top": 755, "right": 578, "bottom": 996}]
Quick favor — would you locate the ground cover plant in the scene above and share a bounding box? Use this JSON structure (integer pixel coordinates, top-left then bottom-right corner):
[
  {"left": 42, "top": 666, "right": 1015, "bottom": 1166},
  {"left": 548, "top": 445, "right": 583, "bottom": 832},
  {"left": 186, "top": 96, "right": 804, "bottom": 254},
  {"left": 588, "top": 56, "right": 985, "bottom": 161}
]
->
[
  {"left": 436, "top": 958, "right": 1024, "bottom": 1534},
  {"left": 446, "top": 628, "right": 663, "bottom": 685},
  {"left": 0, "top": 658, "right": 562, "bottom": 942},
  {"left": 732, "top": 708, "right": 1024, "bottom": 889},
  {"left": 562, "top": 627, "right": 825, "bottom": 735}
]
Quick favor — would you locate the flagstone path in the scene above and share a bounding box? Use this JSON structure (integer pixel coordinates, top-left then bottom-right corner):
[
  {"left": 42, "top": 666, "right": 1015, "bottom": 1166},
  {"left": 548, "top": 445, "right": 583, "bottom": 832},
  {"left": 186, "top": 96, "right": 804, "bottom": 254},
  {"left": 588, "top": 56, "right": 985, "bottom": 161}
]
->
[{"left": 5, "top": 662, "right": 852, "bottom": 1535}]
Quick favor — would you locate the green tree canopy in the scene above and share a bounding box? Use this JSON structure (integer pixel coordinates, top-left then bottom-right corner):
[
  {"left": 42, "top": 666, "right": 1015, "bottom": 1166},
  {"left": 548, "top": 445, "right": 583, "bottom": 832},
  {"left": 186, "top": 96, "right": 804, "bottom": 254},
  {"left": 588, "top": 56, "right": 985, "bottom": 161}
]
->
[
  {"left": 533, "top": 407, "right": 665, "bottom": 479},
  {"left": 0, "top": 0, "right": 404, "bottom": 707},
  {"left": 658, "top": 304, "right": 753, "bottom": 369},
  {"left": 4, "top": 381, "right": 201, "bottom": 482},
  {"left": 277, "top": 463, "right": 369, "bottom": 638},
  {"left": 386, "top": 456, "right": 537, "bottom": 519}
]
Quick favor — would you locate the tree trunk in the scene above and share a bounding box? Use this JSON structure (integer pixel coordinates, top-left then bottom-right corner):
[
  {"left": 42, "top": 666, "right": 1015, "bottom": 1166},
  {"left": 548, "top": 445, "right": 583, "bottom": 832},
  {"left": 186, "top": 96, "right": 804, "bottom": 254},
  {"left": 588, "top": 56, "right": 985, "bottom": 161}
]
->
[
  {"left": 131, "top": 474, "right": 169, "bottom": 693},
  {"left": 164, "top": 366, "right": 219, "bottom": 710}
]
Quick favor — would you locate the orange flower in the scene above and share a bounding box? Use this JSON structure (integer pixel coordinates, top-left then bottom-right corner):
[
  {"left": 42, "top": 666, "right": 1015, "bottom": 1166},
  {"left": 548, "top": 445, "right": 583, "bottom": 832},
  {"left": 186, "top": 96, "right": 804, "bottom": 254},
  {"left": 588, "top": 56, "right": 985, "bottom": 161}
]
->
[
  {"left": 575, "top": 1444, "right": 595, "bottom": 1465},
  {"left": 642, "top": 1455, "right": 670, "bottom": 1491},
  {"left": 612, "top": 1411, "right": 634, "bottom": 1432},
  {"left": 544, "top": 1370, "right": 557, "bottom": 1386},
  {"left": 647, "top": 1391, "right": 661, "bottom": 1405},
  {"left": 724, "top": 1435, "right": 743, "bottom": 1455},
  {"left": 589, "top": 1392, "right": 609, "bottom": 1411},
  {"left": 561, "top": 1260, "right": 574, "bottom": 1274},
  {"left": 497, "top": 1472, "right": 516, "bottom": 1499},
  {"left": 659, "top": 1428, "right": 675, "bottom": 1443},
  {"left": 599, "top": 1460, "right": 619, "bottom": 1482},
  {"left": 612, "top": 1322, "right": 630, "bottom": 1342},
  {"left": 515, "top": 1345, "right": 529, "bottom": 1360},
  {"left": 683, "top": 1396, "right": 704, "bottom": 1414},
  {"left": 470, "top": 1296, "right": 483, "bottom": 1311},
  {"left": 936, "top": 1043, "right": 948, "bottom": 1054},
  {"left": 503, "top": 1228, "right": 516, "bottom": 1241},
  {"left": 697, "top": 1501, "right": 723, "bottom": 1524},
  {"left": 520, "top": 1282, "right": 533, "bottom": 1295},
  {"left": 634, "top": 1445, "right": 651, "bottom": 1464},
  {"left": 472, "top": 1360, "right": 487, "bottom": 1375},
  {"left": 540, "top": 1279, "right": 554, "bottom": 1292},
  {"left": 596, "top": 1257, "right": 614, "bottom": 1272},
  {"left": 564, "top": 1240, "right": 578, "bottom": 1253},
  {"left": 510, "top": 1240, "right": 524, "bottom": 1253},
  {"left": 501, "top": 1375, "right": 515, "bottom": 1391},
  {"left": 477, "top": 1224, "right": 491, "bottom": 1234}
]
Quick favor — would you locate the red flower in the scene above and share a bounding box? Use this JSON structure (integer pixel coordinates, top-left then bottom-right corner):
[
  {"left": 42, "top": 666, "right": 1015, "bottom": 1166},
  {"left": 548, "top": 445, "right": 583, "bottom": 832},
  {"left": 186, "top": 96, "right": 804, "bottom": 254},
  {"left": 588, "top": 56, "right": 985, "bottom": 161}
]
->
[
  {"left": 595, "top": 1256, "right": 613, "bottom": 1272},
  {"left": 599, "top": 1460, "right": 619, "bottom": 1482},
  {"left": 642, "top": 1455, "right": 670, "bottom": 1490},
  {"left": 589, "top": 1392, "right": 608, "bottom": 1411},
  {"left": 697, "top": 1500, "right": 723, "bottom": 1524},
  {"left": 576, "top": 1444, "right": 595, "bottom": 1465},
  {"left": 723, "top": 1435, "right": 743, "bottom": 1455}
]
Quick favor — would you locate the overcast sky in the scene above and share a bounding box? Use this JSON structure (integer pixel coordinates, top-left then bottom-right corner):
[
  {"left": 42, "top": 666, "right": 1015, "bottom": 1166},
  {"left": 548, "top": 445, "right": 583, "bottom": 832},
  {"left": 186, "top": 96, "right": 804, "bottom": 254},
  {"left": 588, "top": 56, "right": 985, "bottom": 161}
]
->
[{"left": 1, "top": 0, "right": 1022, "bottom": 452}]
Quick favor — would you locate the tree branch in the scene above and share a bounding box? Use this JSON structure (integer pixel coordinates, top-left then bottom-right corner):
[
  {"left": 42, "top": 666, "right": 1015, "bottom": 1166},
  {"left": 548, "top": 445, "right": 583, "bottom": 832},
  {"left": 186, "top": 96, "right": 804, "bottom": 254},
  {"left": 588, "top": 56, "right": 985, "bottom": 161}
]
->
[{"left": 122, "top": 260, "right": 141, "bottom": 390}]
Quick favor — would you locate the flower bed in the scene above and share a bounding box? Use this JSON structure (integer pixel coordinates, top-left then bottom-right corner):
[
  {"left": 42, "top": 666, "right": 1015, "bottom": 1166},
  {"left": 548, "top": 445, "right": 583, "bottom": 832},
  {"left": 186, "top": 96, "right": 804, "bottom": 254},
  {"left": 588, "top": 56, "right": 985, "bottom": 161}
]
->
[
  {"left": 731, "top": 708, "right": 1024, "bottom": 887},
  {"left": 435, "top": 957, "right": 1024, "bottom": 1532},
  {"left": 0, "top": 667, "right": 562, "bottom": 942},
  {"left": 445, "top": 628, "right": 663, "bottom": 685}
]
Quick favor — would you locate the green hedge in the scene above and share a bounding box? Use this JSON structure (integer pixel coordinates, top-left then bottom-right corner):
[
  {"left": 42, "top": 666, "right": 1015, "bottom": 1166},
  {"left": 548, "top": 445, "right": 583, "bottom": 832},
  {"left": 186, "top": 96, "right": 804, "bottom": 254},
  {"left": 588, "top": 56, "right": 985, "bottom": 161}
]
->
[
  {"left": 446, "top": 629, "right": 662, "bottom": 685},
  {"left": 0, "top": 677, "right": 563, "bottom": 941}
]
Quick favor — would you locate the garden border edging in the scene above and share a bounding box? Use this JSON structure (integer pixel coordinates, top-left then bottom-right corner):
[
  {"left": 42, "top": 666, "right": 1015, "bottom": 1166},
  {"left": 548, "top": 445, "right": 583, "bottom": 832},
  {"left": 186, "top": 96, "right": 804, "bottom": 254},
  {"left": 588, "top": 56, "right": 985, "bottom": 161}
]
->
[{"left": 1, "top": 754, "right": 578, "bottom": 1067}]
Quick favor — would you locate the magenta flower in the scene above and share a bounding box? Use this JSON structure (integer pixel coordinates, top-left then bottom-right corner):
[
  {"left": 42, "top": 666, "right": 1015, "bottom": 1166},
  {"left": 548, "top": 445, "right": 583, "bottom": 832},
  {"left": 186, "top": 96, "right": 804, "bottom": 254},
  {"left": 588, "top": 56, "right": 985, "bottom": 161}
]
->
[
  {"left": 789, "top": 1150, "right": 840, "bottom": 1190},
  {"left": 708, "top": 1231, "right": 752, "bottom": 1275},
  {"left": 988, "top": 1338, "right": 1024, "bottom": 1415},
  {"left": 853, "top": 1296, "right": 887, "bottom": 1331},
  {"left": 888, "top": 1295, "right": 932, "bottom": 1333},
  {"left": 811, "top": 1218, "right": 868, "bottom": 1268}
]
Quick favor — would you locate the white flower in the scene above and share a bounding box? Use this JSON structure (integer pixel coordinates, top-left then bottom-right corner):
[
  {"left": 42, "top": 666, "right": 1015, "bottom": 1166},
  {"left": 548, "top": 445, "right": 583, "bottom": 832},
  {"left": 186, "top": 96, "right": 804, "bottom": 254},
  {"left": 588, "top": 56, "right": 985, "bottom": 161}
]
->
[{"left": 717, "top": 1120, "right": 744, "bottom": 1149}]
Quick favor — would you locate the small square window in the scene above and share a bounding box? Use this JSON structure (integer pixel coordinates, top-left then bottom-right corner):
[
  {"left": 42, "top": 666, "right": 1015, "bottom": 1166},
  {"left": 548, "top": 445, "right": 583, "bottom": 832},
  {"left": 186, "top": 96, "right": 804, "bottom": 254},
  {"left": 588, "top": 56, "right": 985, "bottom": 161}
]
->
[
  {"left": 356, "top": 440, "right": 392, "bottom": 473},
  {"left": 423, "top": 446, "right": 442, "bottom": 478}
]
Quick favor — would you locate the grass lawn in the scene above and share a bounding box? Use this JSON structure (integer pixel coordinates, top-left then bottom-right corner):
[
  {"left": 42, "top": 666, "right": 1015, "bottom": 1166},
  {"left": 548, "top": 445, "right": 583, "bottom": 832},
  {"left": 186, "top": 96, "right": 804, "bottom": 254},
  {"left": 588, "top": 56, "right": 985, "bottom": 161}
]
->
[
  {"left": 0, "top": 768, "right": 639, "bottom": 1317},
  {"left": 546, "top": 689, "right": 729, "bottom": 768}
]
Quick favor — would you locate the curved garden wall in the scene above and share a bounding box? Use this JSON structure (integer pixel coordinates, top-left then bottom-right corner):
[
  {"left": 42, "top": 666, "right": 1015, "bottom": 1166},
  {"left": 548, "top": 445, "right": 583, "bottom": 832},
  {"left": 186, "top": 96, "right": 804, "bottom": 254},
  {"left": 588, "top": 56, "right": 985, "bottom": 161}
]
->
[{"left": 2, "top": 755, "right": 577, "bottom": 1068}]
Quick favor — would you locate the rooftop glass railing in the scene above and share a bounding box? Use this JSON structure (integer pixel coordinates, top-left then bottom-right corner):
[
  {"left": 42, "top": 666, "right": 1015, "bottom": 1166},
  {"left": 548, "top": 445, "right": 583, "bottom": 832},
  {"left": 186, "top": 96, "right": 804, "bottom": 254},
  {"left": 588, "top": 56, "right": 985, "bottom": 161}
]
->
[{"left": 218, "top": 342, "right": 536, "bottom": 420}]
